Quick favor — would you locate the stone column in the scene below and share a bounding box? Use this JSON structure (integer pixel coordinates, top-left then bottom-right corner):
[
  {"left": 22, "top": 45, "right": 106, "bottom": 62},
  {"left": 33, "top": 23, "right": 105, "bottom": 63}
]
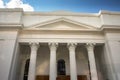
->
[
  {"left": 68, "top": 43, "right": 77, "bottom": 80},
  {"left": 86, "top": 43, "right": 98, "bottom": 80},
  {"left": 28, "top": 43, "right": 39, "bottom": 80},
  {"left": 49, "top": 43, "right": 58, "bottom": 80}
]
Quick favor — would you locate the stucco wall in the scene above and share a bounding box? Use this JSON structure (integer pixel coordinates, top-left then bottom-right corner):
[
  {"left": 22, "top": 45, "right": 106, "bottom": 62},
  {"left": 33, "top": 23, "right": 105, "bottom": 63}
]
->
[
  {"left": 105, "top": 32, "right": 120, "bottom": 80},
  {"left": 0, "top": 9, "right": 23, "bottom": 24},
  {"left": 100, "top": 11, "right": 120, "bottom": 26},
  {"left": 0, "top": 30, "right": 18, "bottom": 80}
]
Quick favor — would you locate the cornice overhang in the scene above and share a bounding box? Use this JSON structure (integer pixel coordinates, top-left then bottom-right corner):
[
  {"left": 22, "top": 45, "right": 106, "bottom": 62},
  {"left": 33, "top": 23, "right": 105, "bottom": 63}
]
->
[
  {"left": 0, "top": 23, "right": 23, "bottom": 29},
  {"left": 22, "top": 24, "right": 120, "bottom": 32},
  {"left": 99, "top": 10, "right": 120, "bottom": 15},
  {"left": 0, "top": 8, "right": 23, "bottom": 12},
  {"left": 100, "top": 25, "right": 120, "bottom": 30},
  {"left": 24, "top": 11, "right": 99, "bottom": 17},
  {"left": 21, "top": 28, "right": 102, "bottom": 33}
]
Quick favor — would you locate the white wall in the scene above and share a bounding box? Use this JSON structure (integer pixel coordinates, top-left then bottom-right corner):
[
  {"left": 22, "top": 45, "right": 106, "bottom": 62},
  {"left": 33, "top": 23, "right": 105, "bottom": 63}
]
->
[
  {"left": 0, "top": 9, "right": 23, "bottom": 25},
  {"left": 100, "top": 12, "right": 120, "bottom": 26},
  {"left": 104, "top": 32, "right": 120, "bottom": 80},
  {"left": 0, "top": 30, "right": 18, "bottom": 80}
]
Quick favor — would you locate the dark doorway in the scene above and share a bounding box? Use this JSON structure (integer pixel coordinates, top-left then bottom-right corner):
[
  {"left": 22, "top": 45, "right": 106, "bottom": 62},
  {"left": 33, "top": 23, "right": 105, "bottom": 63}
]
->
[
  {"left": 23, "top": 59, "right": 30, "bottom": 80},
  {"left": 57, "top": 59, "right": 66, "bottom": 75}
]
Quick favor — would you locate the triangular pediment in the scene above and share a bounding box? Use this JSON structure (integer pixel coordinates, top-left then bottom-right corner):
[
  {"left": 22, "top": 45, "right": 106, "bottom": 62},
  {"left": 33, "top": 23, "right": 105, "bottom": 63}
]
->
[{"left": 27, "top": 17, "right": 98, "bottom": 31}]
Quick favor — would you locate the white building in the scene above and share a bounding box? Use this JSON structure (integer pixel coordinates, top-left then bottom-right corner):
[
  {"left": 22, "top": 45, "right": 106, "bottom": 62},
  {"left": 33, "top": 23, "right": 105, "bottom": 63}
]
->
[{"left": 0, "top": 8, "right": 120, "bottom": 80}]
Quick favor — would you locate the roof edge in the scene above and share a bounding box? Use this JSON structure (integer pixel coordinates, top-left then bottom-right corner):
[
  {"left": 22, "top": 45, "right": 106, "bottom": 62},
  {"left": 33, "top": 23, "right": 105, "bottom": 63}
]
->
[{"left": 0, "top": 8, "right": 23, "bottom": 12}]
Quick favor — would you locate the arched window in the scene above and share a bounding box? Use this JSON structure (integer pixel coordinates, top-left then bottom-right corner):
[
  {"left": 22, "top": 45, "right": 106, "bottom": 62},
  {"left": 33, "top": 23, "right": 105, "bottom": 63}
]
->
[
  {"left": 57, "top": 59, "right": 66, "bottom": 75},
  {"left": 23, "top": 59, "right": 30, "bottom": 80}
]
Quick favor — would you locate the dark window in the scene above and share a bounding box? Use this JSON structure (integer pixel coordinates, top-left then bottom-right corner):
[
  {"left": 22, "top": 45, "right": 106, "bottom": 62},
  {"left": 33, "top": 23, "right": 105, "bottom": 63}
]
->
[
  {"left": 23, "top": 59, "right": 30, "bottom": 80},
  {"left": 57, "top": 59, "right": 66, "bottom": 75}
]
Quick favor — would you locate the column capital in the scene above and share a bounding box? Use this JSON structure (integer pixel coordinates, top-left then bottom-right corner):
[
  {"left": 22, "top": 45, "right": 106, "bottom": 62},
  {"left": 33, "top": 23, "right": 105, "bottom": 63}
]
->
[
  {"left": 29, "top": 42, "right": 39, "bottom": 51},
  {"left": 48, "top": 43, "right": 58, "bottom": 48},
  {"left": 86, "top": 43, "right": 96, "bottom": 51},
  {"left": 67, "top": 43, "right": 77, "bottom": 50}
]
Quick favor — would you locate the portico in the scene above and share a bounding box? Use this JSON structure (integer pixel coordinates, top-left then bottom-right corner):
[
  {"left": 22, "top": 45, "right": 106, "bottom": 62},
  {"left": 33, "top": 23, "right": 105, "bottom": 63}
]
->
[
  {"left": 19, "top": 41, "right": 101, "bottom": 80},
  {"left": 17, "top": 12, "right": 105, "bottom": 80}
]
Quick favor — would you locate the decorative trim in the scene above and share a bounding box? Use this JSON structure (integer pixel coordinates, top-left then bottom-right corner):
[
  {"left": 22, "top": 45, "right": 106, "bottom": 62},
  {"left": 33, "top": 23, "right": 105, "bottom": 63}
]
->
[
  {"left": 67, "top": 43, "right": 77, "bottom": 50},
  {"left": 29, "top": 42, "right": 39, "bottom": 51},
  {"left": 48, "top": 43, "right": 58, "bottom": 48},
  {"left": 101, "top": 25, "right": 120, "bottom": 30},
  {"left": 0, "top": 8, "right": 23, "bottom": 12},
  {"left": 99, "top": 10, "right": 120, "bottom": 15},
  {"left": 0, "top": 23, "right": 23, "bottom": 28},
  {"left": 86, "top": 43, "right": 96, "bottom": 51},
  {"left": 24, "top": 11, "right": 99, "bottom": 17},
  {"left": 26, "top": 17, "right": 98, "bottom": 30}
]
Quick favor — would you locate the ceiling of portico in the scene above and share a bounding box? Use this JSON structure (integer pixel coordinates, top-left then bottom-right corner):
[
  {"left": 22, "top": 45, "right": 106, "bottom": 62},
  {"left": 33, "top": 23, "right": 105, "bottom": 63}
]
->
[{"left": 25, "top": 17, "right": 99, "bottom": 31}]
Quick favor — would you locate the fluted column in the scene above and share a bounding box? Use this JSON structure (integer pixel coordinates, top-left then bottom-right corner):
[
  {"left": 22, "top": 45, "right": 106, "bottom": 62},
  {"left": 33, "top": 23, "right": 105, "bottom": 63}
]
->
[
  {"left": 49, "top": 43, "right": 58, "bottom": 80},
  {"left": 68, "top": 43, "right": 77, "bottom": 80},
  {"left": 86, "top": 43, "right": 98, "bottom": 80},
  {"left": 28, "top": 43, "right": 39, "bottom": 80}
]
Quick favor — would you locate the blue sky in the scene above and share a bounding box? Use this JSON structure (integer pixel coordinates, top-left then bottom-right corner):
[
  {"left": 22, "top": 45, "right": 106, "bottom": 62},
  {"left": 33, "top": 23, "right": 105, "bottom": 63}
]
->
[{"left": 3, "top": 0, "right": 120, "bottom": 12}]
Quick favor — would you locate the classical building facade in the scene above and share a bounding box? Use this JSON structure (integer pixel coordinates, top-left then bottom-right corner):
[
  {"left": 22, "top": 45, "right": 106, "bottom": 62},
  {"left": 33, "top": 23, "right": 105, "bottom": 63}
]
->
[{"left": 0, "top": 8, "right": 120, "bottom": 80}]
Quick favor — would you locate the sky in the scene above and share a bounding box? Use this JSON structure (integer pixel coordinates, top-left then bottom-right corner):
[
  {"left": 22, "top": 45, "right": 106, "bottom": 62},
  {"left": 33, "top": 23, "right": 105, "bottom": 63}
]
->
[{"left": 0, "top": 0, "right": 120, "bottom": 12}]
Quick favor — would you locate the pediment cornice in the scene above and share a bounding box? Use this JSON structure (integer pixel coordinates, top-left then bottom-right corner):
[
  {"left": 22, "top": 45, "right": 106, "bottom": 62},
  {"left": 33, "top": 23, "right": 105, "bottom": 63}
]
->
[
  {"left": 24, "top": 11, "right": 99, "bottom": 16},
  {"left": 25, "top": 17, "right": 99, "bottom": 31}
]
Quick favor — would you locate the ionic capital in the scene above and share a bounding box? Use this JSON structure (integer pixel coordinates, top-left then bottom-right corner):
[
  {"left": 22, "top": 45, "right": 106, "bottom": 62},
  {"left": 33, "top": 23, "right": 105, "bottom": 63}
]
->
[
  {"left": 86, "top": 43, "right": 96, "bottom": 51},
  {"left": 29, "top": 42, "right": 39, "bottom": 51},
  {"left": 67, "top": 43, "right": 77, "bottom": 50},
  {"left": 48, "top": 43, "right": 58, "bottom": 50}
]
